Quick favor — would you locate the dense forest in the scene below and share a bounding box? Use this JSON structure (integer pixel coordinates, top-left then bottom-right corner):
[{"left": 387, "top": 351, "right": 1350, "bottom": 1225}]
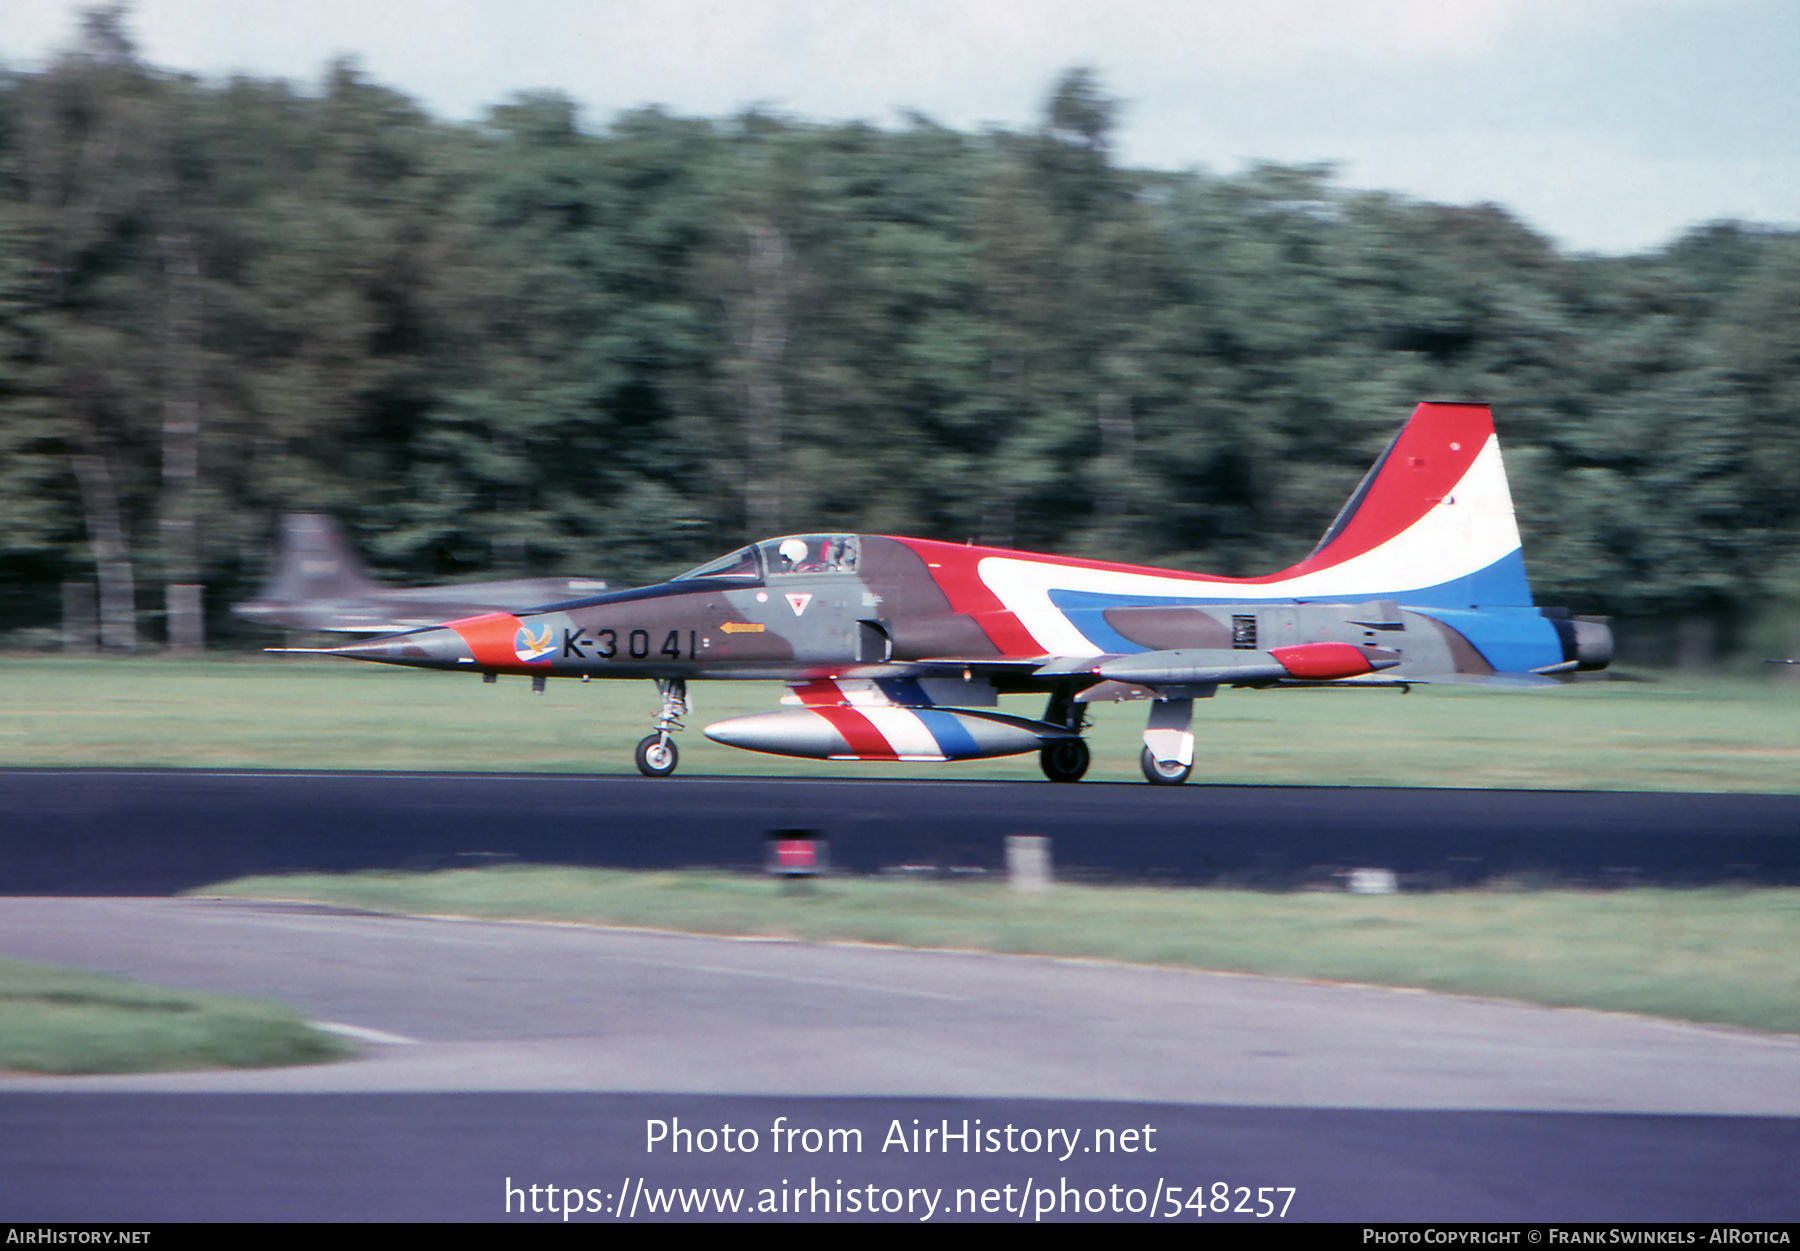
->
[{"left": 2, "top": 9, "right": 1797, "bottom": 660}]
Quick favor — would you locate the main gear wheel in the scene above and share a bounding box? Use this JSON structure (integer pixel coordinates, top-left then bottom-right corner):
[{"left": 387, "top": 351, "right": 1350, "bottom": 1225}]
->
[{"left": 1039, "top": 737, "right": 1090, "bottom": 783}]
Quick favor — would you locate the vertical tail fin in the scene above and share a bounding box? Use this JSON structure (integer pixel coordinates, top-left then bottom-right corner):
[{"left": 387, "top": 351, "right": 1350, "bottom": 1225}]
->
[
  {"left": 1278, "top": 402, "right": 1534, "bottom": 608},
  {"left": 252, "top": 513, "right": 382, "bottom": 605}
]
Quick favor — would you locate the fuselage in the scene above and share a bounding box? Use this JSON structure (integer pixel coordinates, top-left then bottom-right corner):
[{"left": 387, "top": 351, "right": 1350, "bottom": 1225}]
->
[
  {"left": 311, "top": 401, "right": 1614, "bottom": 784},
  {"left": 329, "top": 532, "right": 1607, "bottom": 683}
]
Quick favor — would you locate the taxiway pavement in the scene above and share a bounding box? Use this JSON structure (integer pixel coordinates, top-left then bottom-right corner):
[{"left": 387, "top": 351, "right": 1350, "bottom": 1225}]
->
[
  {"left": 1, "top": 897, "right": 1797, "bottom": 1221},
  {"left": 1, "top": 897, "right": 1796, "bottom": 1113}
]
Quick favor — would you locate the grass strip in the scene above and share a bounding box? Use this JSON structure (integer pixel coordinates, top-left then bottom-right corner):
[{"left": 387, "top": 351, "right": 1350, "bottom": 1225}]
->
[
  {"left": 197, "top": 866, "right": 1800, "bottom": 1036},
  {"left": 6, "top": 655, "right": 1800, "bottom": 791},
  {"left": 0, "top": 955, "right": 349, "bottom": 1075}
]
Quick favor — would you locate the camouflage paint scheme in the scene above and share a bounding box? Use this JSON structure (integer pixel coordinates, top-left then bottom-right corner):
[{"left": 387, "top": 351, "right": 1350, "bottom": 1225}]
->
[
  {"left": 315, "top": 404, "right": 1613, "bottom": 784},
  {"left": 234, "top": 513, "right": 610, "bottom": 634}
]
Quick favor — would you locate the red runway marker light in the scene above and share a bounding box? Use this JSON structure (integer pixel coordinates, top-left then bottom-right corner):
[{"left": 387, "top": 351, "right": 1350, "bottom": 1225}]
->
[{"left": 765, "top": 829, "right": 827, "bottom": 879}]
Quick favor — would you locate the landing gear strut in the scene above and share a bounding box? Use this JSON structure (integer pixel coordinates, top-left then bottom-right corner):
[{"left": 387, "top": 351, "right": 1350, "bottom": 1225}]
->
[
  {"left": 1038, "top": 685, "right": 1091, "bottom": 783},
  {"left": 636, "top": 679, "right": 687, "bottom": 778}
]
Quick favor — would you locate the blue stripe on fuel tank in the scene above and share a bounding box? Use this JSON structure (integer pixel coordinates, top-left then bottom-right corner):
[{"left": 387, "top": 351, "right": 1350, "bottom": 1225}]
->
[{"left": 913, "top": 709, "right": 983, "bottom": 759}]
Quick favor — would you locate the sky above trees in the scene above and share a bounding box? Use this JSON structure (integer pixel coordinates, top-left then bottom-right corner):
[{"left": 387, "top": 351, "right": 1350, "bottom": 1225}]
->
[{"left": 1, "top": 0, "right": 1794, "bottom": 256}]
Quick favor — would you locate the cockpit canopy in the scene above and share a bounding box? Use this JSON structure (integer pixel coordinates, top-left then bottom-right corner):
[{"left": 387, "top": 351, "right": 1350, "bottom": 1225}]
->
[
  {"left": 670, "top": 534, "right": 860, "bottom": 583},
  {"left": 762, "top": 534, "right": 859, "bottom": 575},
  {"left": 670, "top": 545, "right": 760, "bottom": 581}
]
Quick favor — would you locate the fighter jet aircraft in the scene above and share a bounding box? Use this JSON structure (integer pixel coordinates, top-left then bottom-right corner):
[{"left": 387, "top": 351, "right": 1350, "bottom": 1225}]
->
[
  {"left": 305, "top": 402, "right": 1612, "bottom": 784},
  {"left": 234, "top": 513, "right": 609, "bottom": 634}
]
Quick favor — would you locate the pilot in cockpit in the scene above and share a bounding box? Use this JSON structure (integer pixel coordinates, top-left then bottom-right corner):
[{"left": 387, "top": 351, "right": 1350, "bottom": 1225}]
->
[
  {"left": 776, "top": 537, "right": 811, "bottom": 572},
  {"left": 771, "top": 535, "right": 857, "bottom": 574}
]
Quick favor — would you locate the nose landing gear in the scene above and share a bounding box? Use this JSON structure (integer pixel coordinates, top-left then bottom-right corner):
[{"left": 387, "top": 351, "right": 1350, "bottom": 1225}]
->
[
  {"left": 636, "top": 679, "right": 688, "bottom": 778},
  {"left": 635, "top": 734, "right": 679, "bottom": 777}
]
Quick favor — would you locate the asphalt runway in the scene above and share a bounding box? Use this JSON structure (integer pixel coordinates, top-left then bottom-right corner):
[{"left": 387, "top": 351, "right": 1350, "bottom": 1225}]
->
[
  {"left": 1, "top": 896, "right": 1797, "bottom": 1222},
  {"left": 2, "top": 768, "right": 1798, "bottom": 891}
]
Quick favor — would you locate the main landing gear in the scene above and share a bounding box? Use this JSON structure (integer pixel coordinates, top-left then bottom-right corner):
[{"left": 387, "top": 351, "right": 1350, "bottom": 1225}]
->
[
  {"left": 1038, "top": 686, "right": 1091, "bottom": 782},
  {"left": 1140, "top": 746, "right": 1192, "bottom": 785},
  {"left": 636, "top": 678, "right": 687, "bottom": 778},
  {"left": 1039, "top": 737, "right": 1090, "bottom": 783},
  {"left": 1139, "top": 694, "right": 1201, "bottom": 786}
]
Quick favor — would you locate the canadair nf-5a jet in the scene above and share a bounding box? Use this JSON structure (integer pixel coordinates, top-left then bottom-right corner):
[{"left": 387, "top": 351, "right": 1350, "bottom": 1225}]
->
[
  {"left": 302, "top": 402, "right": 1612, "bottom": 784},
  {"left": 235, "top": 513, "right": 610, "bottom": 634}
]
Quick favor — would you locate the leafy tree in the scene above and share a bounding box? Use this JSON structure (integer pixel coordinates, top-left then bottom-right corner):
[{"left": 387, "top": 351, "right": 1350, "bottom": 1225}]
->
[{"left": 0, "top": 25, "right": 1796, "bottom": 654}]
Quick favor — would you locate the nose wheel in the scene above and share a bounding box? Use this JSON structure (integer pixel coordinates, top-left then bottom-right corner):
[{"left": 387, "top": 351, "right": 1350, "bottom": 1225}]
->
[
  {"left": 635, "top": 733, "right": 679, "bottom": 777},
  {"left": 635, "top": 678, "right": 688, "bottom": 777}
]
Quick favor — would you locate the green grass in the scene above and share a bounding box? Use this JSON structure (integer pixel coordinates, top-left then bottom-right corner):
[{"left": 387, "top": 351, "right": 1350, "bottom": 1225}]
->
[
  {"left": 4, "top": 654, "right": 1800, "bottom": 790},
  {"left": 14, "top": 657, "right": 1794, "bottom": 1070},
  {"left": 0, "top": 955, "right": 349, "bottom": 1074},
  {"left": 199, "top": 866, "right": 1800, "bottom": 1036}
]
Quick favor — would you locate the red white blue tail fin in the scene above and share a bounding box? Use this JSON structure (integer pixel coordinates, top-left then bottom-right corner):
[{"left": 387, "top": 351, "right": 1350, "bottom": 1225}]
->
[{"left": 1269, "top": 401, "right": 1533, "bottom": 608}]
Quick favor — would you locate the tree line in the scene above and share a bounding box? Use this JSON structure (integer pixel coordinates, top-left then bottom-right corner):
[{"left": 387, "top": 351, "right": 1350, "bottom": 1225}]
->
[{"left": 2, "top": 8, "right": 1797, "bottom": 656}]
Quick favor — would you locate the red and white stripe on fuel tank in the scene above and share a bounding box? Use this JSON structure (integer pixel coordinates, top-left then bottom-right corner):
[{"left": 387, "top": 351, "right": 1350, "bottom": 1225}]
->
[{"left": 782, "top": 678, "right": 945, "bottom": 760}]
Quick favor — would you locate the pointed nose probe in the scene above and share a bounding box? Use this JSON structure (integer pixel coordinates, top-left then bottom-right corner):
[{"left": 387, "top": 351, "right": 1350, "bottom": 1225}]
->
[{"left": 321, "top": 626, "right": 476, "bottom": 669}]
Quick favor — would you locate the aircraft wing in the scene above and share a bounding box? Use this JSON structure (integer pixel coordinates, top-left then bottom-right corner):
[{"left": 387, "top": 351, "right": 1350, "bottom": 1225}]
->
[
  {"left": 843, "top": 641, "right": 1397, "bottom": 685},
  {"left": 1036, "top": 642, "right": 1400, "bottom": 687}
]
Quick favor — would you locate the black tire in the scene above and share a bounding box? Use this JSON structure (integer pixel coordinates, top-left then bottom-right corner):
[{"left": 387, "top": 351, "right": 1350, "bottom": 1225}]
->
[
  {"left": 635, "top": 734, "right": 679, "bottom": 778},
  {"left": 1140, "top": 745, "right": 1192, "bottom": 786},
  {"left": 1039, "top": 737, "right": 1090, "bottom": 783}
]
